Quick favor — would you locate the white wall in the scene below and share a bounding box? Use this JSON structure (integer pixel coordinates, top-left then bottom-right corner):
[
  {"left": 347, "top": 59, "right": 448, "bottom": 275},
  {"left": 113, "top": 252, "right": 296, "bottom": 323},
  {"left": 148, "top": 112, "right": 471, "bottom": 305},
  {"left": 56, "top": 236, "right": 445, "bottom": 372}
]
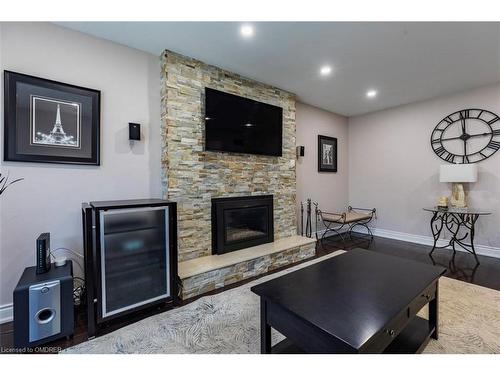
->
[
  {"left": 296, "top": 102, "right": 349, "bottom": 234},
  {"left": 348, "top": 83, "right": 500, "bottom": 253},
  {"left": 0, "top": 23, "right": 161, "bottom": 311}
]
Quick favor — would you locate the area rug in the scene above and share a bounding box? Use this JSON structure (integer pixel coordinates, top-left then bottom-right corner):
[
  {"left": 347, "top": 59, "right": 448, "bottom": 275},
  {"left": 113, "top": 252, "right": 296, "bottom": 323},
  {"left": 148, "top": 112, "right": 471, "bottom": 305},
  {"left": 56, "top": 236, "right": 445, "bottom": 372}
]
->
[{"left": 63, "top": 250, "right": 500, "bottom": 354}]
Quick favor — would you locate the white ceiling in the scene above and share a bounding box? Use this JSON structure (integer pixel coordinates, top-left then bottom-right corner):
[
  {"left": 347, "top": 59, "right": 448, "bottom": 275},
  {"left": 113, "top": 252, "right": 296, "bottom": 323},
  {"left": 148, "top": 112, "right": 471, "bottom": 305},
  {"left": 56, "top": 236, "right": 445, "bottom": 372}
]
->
[{"left": 57, "top": 22, "right": 500, "bottom": 116}]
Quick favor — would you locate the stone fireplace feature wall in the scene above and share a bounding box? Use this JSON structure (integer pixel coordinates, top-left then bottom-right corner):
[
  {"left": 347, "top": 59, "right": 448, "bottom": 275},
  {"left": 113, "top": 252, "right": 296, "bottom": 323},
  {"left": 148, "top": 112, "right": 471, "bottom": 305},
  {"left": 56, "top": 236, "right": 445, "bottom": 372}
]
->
[{"left": 161, "top": 50, "right": 297, "bottom": 262}]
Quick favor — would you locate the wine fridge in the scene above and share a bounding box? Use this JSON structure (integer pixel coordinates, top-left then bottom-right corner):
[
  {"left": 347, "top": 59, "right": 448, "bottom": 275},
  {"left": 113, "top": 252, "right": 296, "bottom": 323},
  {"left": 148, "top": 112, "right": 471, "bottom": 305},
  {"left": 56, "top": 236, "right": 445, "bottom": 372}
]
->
[{"left": 82, "top": 199, "right": 177, "bottom": 337}]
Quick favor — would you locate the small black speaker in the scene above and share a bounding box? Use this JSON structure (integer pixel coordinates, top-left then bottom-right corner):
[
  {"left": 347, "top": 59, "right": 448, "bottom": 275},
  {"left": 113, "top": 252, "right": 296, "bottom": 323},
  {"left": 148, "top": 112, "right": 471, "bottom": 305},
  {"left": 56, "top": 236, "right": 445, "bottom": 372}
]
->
[
  {"left": 296, "top": 146, "right": 305, "bottom": 157},
  {"left": 36, "top": 233, "right": 51, "bottom": 275},
  {"left": 129, "top": 123, "right": 141, "bottom": 141}
]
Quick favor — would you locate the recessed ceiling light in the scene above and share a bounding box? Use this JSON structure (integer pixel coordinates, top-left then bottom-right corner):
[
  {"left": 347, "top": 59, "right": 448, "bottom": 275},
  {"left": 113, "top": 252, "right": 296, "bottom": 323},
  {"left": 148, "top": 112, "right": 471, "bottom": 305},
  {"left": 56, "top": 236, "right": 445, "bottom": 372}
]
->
[
  {"left": 366, "top": 89, "right": 378, "bottom": 98},
  {"left": 240, "top": 25, "right": 254, "bottom": 38},
  {"left": 320, "top": 65, "right": 332, "bottom": 76}
]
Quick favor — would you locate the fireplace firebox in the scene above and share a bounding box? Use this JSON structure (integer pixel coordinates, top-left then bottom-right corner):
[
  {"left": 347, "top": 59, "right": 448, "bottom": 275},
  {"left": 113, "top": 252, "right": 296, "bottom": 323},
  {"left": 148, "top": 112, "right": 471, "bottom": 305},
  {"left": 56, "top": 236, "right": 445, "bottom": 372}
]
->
[{"left": 212, "top": 195, "right": 274, "bottom": 255}]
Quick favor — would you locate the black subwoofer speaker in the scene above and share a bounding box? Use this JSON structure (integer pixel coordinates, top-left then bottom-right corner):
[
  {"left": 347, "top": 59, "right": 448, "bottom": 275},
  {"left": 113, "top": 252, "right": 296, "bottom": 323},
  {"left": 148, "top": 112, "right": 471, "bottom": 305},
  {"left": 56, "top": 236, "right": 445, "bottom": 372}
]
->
[{"left": 13, "top": 261, "right": 74, "bottom": 348}]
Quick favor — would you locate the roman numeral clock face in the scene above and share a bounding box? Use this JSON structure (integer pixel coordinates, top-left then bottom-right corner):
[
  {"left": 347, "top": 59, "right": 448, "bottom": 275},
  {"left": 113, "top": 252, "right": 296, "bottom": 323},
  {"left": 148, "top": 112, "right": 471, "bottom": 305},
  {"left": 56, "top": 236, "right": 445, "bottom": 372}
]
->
[{"left": 431, "top": 109, "right": 500, "bottom": 163}]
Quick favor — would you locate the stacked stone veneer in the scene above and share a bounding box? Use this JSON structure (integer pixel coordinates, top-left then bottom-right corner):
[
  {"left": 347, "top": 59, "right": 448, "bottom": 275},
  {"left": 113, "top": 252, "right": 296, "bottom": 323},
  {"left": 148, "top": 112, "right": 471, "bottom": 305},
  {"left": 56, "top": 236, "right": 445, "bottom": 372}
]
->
[
  {"left": 182, "top": 241, "right": 315, "bottom": 299},
  {"left": 161, "top": 50, "right": 297, "bottom": 262}
]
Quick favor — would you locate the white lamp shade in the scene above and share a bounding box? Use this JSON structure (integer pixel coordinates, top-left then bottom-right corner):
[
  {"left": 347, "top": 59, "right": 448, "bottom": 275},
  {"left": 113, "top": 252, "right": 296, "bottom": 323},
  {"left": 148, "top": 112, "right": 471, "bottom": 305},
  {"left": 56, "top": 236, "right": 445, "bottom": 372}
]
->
[{"left": 440, "top": 164, "right": 478, "bottom": 183}]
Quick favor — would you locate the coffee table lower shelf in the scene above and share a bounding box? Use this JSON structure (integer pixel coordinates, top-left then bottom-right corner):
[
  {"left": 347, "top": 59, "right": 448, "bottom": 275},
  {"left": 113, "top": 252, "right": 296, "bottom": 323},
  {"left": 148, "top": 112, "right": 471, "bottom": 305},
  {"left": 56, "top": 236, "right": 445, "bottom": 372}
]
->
[{"left": 271, "top": 316, "right": 435, "bottom": 354}]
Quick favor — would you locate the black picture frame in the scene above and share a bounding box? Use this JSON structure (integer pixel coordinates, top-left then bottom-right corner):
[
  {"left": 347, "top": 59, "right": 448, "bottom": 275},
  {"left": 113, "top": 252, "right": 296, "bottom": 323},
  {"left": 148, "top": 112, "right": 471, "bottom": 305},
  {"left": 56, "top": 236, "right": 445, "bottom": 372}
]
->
[
  {"left": 4, "top": 71, "right": 100, "bottom": 165},
  {"left": 318, "top": 135, "right": 337, "bottom": 172}
]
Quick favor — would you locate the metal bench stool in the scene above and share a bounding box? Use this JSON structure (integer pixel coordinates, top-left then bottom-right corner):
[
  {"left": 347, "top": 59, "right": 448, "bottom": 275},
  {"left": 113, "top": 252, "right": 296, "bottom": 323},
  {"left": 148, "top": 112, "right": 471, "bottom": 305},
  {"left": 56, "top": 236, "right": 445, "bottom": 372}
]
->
[{"left": 315, "top": 205, "right": 376, "bottom": 247}]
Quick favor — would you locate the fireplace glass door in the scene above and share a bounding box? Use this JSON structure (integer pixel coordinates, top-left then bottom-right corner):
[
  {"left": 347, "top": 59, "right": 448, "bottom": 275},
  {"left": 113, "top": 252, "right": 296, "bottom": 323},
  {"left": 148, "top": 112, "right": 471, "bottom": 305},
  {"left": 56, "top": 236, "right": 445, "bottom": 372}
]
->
[
  {"left": 212, "top": 195, "right": 274, "bottom": 255},
  {"left": 224, "top": 206, "right": 269, "bottom": 244},
  {"left": 99, "top": 206, "right": 170, "bottom": 318}
]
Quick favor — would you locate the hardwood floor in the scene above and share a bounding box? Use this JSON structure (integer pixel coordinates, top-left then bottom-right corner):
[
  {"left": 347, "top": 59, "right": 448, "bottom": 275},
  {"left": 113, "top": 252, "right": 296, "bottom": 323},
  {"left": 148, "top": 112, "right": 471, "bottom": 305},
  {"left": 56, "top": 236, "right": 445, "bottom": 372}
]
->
[
  {"left": 322, "top": 234, "right": 500, "bottom": 291},
  {"left": 1, "top": 234, "right": 500, "bottom": 353}
]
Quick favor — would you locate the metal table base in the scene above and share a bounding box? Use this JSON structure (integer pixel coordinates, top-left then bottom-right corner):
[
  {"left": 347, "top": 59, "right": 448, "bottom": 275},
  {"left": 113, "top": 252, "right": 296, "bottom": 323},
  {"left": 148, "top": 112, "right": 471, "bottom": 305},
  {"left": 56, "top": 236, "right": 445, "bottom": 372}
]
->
[{"left": 424, "top": 207, "right": 491, "bottom": 265}]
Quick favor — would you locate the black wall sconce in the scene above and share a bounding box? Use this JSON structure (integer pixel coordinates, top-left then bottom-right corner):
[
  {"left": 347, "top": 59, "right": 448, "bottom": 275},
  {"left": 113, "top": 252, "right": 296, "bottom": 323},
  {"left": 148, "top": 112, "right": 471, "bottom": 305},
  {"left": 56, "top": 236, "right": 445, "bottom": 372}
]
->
[{"left": 129, "top": 123, "right": 141, "bottom": 141}]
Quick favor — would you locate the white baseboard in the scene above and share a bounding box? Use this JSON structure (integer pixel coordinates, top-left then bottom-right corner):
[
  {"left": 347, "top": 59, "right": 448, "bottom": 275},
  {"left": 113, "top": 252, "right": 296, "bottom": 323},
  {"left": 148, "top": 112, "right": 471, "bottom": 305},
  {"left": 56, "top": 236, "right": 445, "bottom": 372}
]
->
[
  {"left": 352, "top": 226, "right": 500, "bottom": 259},
  {"left": 313, "top": 225, "right": 500, "bottom": 259},
  {"left": 0, "top": 303, "right": 13, "bottom": 324}
]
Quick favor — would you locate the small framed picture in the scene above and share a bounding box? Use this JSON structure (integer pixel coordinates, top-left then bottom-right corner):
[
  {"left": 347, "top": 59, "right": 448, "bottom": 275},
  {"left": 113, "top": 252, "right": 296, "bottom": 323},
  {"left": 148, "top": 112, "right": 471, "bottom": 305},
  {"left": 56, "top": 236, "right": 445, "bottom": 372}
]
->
[
  {"left": 4, "top": 71, "right": 100, "bottom": 165},
  {"left": 318, "top": 135, "right": 337, "bottom": 172}
]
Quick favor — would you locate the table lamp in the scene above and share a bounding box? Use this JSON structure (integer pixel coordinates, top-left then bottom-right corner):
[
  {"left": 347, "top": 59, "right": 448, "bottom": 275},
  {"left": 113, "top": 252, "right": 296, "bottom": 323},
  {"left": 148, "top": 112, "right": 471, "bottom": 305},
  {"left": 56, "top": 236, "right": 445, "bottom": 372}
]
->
[{"left": 439, "top": 164, "right": 477, "bottom": 208}]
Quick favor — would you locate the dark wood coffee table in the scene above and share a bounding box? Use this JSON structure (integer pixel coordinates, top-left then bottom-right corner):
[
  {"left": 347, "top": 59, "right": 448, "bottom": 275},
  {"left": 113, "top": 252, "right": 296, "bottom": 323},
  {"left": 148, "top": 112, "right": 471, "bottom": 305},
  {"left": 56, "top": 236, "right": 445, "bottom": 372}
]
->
[{"left": 251, "top": 249, "right": 446, "bottom": 354}]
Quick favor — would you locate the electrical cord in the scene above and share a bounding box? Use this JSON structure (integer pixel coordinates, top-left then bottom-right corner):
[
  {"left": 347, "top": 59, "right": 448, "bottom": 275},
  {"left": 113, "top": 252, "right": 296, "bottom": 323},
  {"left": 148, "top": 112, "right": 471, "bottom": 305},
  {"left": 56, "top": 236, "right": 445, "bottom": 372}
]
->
[
  {"left": 51, "top": 247, "right": 84, "bottom": 259},
  {"left": 49, "top": 247, "right": 84, "bottom": 275},
  {"left": 72, "top": 276, "right": 86, "bottom": 306},
  {"left": 48, "top": 247, "right": 86, "bottom": 306}
]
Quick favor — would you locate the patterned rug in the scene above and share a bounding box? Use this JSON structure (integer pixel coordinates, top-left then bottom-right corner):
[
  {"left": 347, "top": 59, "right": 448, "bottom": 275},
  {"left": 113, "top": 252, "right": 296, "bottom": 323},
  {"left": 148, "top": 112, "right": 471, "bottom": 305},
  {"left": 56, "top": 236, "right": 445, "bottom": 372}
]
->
[{"left": 63, "top": 251, "right": 500, "bottom": 354}]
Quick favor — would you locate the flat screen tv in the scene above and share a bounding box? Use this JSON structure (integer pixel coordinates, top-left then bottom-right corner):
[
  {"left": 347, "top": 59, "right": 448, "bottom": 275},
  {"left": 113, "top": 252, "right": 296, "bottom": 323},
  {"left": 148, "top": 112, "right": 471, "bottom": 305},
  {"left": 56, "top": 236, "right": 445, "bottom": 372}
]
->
[{"left": 204, "top": 88, "right": 283, "bottom": 156}]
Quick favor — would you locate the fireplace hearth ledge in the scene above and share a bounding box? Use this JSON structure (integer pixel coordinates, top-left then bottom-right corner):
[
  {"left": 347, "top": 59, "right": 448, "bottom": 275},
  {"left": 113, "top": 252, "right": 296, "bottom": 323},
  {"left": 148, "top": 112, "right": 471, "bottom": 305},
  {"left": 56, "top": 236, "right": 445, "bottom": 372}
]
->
[{"left": 178, "top": 235, "right": 316, "bottom": 300}]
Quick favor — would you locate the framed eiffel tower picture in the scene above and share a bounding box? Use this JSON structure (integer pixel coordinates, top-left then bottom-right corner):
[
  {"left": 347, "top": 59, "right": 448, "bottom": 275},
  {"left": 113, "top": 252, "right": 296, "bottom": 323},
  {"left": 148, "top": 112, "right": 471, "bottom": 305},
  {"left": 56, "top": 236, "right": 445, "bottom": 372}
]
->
[{"left": 4, "top": 71, "right": 100, "bottom": 165}]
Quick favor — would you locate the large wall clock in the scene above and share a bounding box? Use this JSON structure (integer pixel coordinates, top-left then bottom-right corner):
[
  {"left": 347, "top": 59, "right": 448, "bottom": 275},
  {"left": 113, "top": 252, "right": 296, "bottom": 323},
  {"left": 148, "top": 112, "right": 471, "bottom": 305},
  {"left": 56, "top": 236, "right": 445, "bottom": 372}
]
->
[{"left": 431, "top": 108, "right": 500, "bottom": 164}]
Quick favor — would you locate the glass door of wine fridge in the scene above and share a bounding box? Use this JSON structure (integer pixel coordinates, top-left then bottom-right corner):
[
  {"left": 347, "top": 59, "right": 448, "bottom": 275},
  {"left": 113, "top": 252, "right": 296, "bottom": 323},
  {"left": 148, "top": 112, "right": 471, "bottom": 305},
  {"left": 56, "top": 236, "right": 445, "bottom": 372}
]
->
[{"left": 98, "top": 206, "right": 170, "bottom": 318}]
